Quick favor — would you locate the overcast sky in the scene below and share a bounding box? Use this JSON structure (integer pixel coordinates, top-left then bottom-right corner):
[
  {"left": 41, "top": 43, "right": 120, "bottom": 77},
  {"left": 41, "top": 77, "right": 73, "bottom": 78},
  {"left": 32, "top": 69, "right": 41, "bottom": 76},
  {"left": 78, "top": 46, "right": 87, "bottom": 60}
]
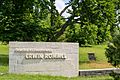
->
[{"left": 55, "top": 0, "right": 70, "bottom": 17}]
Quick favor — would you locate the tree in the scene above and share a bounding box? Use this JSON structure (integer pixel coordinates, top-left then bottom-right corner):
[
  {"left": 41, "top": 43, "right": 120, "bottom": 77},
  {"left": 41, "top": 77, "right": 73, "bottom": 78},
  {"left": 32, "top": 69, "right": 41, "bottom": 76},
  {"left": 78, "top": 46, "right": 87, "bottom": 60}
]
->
[
  {"left": 54, "top": 0, "right": 116, "bottom": 44},
  {"left": 0, "top": 0, "right": 49, "bottom": 42},
  {"left": 69, "top": 0, "right": 116, "bottom": 44},
  {"left": 0, "top": 0, "right": 117, "bottom": 45},
  {"left": 65, "top": 24, "right": 98, "bottom": 45}
]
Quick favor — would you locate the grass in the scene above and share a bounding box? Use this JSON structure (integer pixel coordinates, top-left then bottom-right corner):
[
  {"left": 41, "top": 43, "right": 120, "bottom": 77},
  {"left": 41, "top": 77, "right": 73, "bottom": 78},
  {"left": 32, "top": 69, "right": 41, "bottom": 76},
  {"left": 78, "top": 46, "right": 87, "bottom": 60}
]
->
[
  {"left": 80, "top": 45, "right": 107, "bottom": 62},
  {"left": 0, "top": 44, "right": 8, "bottom": 54},
  {"left": 0, "top": 44, "right": 9, "bottom": 73},
  {"left": 0, "top": 44, "right": 114, "bottom": 80},
  {"left": 0, "top": 74, "right": 113, "bottom": 80},
  {"left": 79, "top": 45, "right": 113, "bottom": 69}
]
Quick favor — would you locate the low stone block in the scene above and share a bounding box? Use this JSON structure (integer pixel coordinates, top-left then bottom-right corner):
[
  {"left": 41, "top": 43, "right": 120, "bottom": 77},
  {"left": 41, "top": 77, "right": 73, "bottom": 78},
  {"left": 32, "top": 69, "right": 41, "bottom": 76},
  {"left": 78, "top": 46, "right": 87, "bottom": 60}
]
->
[{"left": 9, "top": 42, "right": 79, "bottom": 77}]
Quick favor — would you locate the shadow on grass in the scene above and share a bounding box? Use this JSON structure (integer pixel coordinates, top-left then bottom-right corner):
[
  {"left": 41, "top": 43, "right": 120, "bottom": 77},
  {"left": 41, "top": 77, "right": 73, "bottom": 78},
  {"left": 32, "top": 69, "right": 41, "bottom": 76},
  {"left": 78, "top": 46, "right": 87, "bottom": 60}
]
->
[
  {"left": 0, "top": 54, "right": 9, "bottom": 66},
  {"left": 79, "top": 61, "right": 90, "bottom": 65}
]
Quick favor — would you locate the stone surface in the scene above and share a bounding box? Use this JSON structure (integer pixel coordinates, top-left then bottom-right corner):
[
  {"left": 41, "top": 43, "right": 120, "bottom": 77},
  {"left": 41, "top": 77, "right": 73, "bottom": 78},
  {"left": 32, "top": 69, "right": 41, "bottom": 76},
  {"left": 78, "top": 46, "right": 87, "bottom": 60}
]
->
[
  {"left": 9, "top": 42, "right": 79, "bottom": 77},
  {"left": 79, "top": 68, "right": 119, "bottom": 76}
]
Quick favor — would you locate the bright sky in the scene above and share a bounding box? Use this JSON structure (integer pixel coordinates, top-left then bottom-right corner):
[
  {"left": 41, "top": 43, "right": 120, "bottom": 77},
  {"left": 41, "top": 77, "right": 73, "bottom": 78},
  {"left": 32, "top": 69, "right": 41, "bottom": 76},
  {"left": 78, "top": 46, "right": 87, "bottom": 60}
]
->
[{"left": 55, "top": 0, "right": 70, "bottom": 17}]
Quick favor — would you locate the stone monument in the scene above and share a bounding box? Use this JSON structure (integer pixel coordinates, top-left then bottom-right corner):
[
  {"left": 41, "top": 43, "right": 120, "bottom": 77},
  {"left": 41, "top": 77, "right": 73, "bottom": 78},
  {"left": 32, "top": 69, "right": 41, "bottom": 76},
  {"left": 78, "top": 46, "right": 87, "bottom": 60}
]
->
[{"left": 9, "top": 42, "right": 79, "bottom": 77}]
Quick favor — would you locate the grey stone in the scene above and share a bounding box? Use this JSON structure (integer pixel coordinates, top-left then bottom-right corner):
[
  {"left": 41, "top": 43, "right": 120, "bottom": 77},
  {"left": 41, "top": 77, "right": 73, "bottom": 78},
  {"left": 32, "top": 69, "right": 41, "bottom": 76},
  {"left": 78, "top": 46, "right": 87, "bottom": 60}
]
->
[{"left": 9, "top": 42, "right": 79, "bottom": 77}]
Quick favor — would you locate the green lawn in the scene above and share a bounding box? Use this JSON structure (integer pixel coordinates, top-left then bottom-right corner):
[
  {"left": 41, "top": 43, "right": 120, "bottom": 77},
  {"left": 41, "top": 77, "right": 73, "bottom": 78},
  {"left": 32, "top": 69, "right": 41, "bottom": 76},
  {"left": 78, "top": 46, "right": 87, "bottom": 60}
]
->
[
  {"left": 0, "top": 74, "right": 113, "bottom": 80},
  {"left": 79, "top": 45, "right": 113, "bottom": 69},
  {"left": 0, "top": 44, "right": 9, "bottom": 73},
  {"left": 0, "top": 44, "right": 114, "bottom": 80},
  {"left": 80, "top": 45, "right": 107, "bottom": 62},
  {"left": 0, "top": 44, "right": 8, "bottom": 54}
]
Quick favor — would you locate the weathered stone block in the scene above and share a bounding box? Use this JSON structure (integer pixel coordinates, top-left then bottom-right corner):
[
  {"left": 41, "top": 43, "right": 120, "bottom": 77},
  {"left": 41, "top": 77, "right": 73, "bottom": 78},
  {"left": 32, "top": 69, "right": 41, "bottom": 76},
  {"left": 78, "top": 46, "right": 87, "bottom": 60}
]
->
[{"left": 9, "top": 42, "right": 79, "bottom": 77}]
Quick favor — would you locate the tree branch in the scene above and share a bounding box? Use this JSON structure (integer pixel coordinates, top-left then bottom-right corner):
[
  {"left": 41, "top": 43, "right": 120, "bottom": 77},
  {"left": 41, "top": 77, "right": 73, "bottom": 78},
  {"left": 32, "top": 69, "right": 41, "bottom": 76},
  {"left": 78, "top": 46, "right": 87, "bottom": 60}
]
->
[
  {"left": 60, "top": 0, "right": 76, "bottom": 16},
  {"left": 60, "top": 4, "right": 71, "bottom": 16},
  {"left": 52, "top": 16, "right": 74, "bottom": 40}
]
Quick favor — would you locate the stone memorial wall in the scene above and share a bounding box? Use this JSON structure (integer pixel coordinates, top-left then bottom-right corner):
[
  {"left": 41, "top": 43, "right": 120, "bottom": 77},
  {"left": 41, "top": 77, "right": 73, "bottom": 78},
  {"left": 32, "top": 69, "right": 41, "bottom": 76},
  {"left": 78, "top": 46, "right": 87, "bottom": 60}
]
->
[{"left": 9, "top": 42, "right": 79, "bottom": 77}]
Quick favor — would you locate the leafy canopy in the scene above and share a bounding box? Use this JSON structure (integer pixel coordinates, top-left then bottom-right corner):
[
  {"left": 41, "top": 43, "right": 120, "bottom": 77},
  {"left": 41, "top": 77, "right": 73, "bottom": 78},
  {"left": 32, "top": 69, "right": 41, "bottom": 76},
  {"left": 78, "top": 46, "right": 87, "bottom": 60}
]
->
[{"left": 0, "top": 0, "right": 118, "bottom": 45}]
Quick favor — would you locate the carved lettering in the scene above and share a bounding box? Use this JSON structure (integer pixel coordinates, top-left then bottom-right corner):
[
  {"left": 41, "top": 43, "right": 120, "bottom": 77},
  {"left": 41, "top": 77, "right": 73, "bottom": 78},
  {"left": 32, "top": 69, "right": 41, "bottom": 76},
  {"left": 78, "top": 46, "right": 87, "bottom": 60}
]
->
[
  {"left": 25, "top": 53, "right": 44, "bottom": 59},
  {"left": 25, "top": 53, "right": 66, "bottom": 59},
  {"left": 15, "top": 48, "right": 52, "bottom": 53}
]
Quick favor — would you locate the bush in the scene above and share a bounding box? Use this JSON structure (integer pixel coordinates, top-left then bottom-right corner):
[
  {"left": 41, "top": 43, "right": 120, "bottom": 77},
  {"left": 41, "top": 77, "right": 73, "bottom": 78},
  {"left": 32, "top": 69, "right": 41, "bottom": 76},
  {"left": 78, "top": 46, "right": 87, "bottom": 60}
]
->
[
  {"left": 105, "top": 34, "right": 120, "bottom": 79},
  {"left": 110, "top": 71, "right": 120, "bottom": 80}
]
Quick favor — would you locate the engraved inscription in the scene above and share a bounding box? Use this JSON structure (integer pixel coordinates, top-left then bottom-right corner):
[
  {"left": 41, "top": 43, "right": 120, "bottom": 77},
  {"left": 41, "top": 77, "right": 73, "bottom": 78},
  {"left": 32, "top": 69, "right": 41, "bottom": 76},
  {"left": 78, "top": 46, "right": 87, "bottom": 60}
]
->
[
  {"left": 15, "top": 48, "right": 52, "bottom": 53},
  {"left": 25, "top": 53, "right": 66, "bottom": 59}
]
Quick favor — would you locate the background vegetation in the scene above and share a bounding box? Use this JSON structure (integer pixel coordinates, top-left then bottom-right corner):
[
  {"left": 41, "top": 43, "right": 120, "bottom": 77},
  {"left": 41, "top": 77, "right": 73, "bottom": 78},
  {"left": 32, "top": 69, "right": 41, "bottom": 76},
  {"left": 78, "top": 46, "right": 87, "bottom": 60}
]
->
[
  {"left": 105, "top": 34, "right": 120, "bottom": 79},
  {"left": 0, "top": 0, "right": 120, "bottom": 45}
]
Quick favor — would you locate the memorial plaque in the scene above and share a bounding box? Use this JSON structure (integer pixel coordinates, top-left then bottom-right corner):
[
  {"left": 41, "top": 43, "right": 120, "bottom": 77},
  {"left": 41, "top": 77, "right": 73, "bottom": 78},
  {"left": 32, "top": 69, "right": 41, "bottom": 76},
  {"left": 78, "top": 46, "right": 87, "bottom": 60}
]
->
[{"left": 9, "top": 42, "right": 79, "bottom": 77}]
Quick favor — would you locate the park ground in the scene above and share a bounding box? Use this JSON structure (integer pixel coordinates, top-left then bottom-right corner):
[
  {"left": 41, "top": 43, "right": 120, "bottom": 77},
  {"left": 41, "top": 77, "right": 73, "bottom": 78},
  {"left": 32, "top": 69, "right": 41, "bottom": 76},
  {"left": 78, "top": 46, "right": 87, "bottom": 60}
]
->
[{"left": 0, "top": 43, "right": 114, "bottom": 80}]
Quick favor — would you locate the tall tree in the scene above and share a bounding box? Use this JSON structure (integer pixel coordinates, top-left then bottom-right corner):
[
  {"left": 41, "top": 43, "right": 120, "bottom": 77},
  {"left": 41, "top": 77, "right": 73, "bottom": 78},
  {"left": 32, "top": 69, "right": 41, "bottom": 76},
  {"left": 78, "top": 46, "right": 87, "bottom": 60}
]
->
[
  {"left": 0, "top": 0, "right": 117, "bottom": 44},
  {"left": 0, "top": 0, "right": 49, "bottom": 42},
  {"left": 65, "top": 0, "right": 116, "bottom": 44}
]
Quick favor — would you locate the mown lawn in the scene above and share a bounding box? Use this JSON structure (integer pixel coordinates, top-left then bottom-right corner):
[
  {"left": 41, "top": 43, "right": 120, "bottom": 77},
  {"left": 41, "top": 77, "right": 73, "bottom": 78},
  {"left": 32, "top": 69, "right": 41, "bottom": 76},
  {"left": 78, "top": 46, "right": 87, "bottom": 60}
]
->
[
  {"left": 0, "top": 74, "right": 113, "bottom": 80},
  {"left": 0, "top": 44, "right": 114, "bottom": 80},
  {"left": 0, "top": 44, "right": 8, "bottom": 54},
  {"left": 79, "top": 45, "right": 113, "bottom": 69},
  {"left": 0, "top": 44, "right": 8, "bottom": 73}
]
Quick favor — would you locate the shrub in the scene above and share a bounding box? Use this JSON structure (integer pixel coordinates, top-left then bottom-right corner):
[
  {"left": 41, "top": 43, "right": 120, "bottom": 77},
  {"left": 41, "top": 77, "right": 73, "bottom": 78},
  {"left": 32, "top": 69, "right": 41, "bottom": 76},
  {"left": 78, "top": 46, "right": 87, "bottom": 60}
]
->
[{"left": 105, "top": 34, "right": 120, "bottom": 79}]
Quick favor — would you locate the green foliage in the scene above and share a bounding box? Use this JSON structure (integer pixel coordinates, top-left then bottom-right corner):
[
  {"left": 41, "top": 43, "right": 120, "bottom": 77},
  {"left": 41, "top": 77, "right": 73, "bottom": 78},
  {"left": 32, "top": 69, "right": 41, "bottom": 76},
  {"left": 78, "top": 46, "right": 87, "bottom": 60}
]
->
[
  {"left": 0, "top": 0, "right": 49, "bottom": 42},
  {"left": 105, "top": 35, "right": 120, "bottom": 67},
  {"left": 0, "top": 0, "right": 118, "bottom": 45},
  {"left": 110, "top": 71, "right": 120, "bottom": 80},
  {"left": 105, "top": 34, "right": 120, "bottom": 79},
  {"left": 68, "top": 0, "right": 116, "bottom": 44},
  {"left": 65, "top": 24, "right": 98, "bottom": 45}
]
